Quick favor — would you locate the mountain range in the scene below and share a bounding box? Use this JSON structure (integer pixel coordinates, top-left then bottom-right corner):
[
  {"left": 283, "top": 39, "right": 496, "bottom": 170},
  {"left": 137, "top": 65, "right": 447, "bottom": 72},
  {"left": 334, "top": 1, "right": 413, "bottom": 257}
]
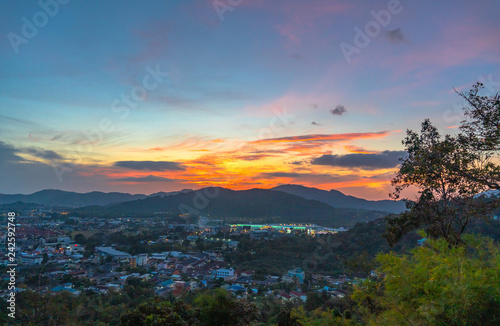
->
[
  {"left": 0, "top": 190, "right": 147, "bottom": 208},
  {"left": 76, "top": 187, "right": 386, "bottom": 227},
  {"left": 0, "top": 185, "right": 404, "bottom": 212},
  {"left": 0, "top": 185, "right": 405, "bottom": 227},
  {"left": 271, "top": 185, "right": 405, "bottom": 213},
  {"left": 0, "top": 189, "right": 193, "bottom": 208}
]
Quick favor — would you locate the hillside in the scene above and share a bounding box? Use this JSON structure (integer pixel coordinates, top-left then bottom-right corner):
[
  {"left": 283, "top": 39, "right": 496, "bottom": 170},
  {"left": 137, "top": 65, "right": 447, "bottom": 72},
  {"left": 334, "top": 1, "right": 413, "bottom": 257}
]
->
[
  {"left": 80, "top": 187, "right": 386, "bottom": 227},
  {"left": 272, "top": 184, "right": 406, "bottom": 213},
  {"left": 0, "top": 189, "right": 147, "bottom": 208}
]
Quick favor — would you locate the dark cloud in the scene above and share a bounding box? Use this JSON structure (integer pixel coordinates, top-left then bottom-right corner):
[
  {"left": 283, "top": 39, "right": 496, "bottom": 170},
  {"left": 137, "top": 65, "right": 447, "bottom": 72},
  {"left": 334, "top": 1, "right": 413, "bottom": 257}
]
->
[
  {"left": 114, "top": 161, "right": 185, "bottom": 171},
  {"left": 0, "top": 142, "right": 176, "bottom": 193},
  {"left": 288, "top": 161, "right": 304, "bottom": 165},
  {"left": 263, "top": 172, "right": 304, "bottom": 178},
  {"left": 0, "top": 141, "right": 91, "bottom": 193},
  {"left": 311, "top": 151, "right": 406, "bottom": 170},
  {"left": 311, "top": 121, "right": 321, "bottom": 125},
  {"left": 330, "top": 105, "right": 347, "bottom": 116},
  {"left": 290, "top": 53, "right": 305, "bottom": 61},
  {"left": 22, "top": 148, "right": 63, "bottom": 160},
  {"left": 261, "top": 171, "right": 358, "bottom": 183},
  {"left": 386, "top": 28, "right": 406, "bottom": 44},
  {"left": 311, "top": 104, "right": 318, "bottom": 109},
  {"left": 115, "top": 175, "right": 175, "bottom": 183},
  {"left": 0, "top": 141, "right": 63, "bottom": 161},
  {"left": 0, "top": 141, "right": 23, "bottom": 163}
]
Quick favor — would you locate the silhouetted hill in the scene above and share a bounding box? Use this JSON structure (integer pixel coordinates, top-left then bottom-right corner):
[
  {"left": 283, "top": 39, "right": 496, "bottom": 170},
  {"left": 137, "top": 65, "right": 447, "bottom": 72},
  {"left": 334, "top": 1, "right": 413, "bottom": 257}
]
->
[
  {"left": 148, "top": 189, "right": 194, "bottom": 198},
  {"left": 0, "top": 201, "right": 47, "bottom": 211},
  {"left": 78, "top": 187, "right": 385, "bottom": 227},
  {"left": 0, "top": 189, "right": 146, "bottom": 208},
  {"left": 272, "top": 184, "right": 405, "bottom": 213}
]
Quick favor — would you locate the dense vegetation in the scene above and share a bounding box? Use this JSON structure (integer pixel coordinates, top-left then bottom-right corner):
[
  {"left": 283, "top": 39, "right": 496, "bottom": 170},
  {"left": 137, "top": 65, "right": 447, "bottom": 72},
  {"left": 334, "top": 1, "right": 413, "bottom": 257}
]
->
[{"left": 225, "top": 218, "right": 500, "bottom": 277}]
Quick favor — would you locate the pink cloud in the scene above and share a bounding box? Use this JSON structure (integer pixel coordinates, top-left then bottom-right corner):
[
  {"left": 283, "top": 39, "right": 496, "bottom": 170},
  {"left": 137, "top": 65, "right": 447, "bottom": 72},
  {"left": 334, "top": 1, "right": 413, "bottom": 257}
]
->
[
  {"left": 274, "top": 1, "right": 352, "bottom": 43},
  {"left": 393, "top": 19, "right": 500, "bottom": 74}
]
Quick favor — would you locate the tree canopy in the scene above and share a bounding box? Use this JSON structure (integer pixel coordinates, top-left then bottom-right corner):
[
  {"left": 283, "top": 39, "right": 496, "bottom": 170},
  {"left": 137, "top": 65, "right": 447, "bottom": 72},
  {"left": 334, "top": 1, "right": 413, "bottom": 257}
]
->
[
  {"left": 386, "top": 83, "right": 500, "bottom": 246},
  {"left": 353, "top": 234, "right": 500, "bottom": 326}
]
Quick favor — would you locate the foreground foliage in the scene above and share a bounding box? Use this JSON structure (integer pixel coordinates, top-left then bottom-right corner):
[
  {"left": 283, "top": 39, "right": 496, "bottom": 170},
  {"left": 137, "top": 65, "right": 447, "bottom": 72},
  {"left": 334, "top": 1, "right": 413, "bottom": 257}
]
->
[{"left": 353, "top": 234, "right": 500, "bottom": 326}]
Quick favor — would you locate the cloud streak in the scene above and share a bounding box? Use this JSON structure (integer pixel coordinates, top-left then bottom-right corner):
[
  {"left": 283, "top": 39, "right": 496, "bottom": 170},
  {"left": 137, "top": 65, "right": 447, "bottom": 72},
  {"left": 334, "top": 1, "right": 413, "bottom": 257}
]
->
[
  {"left": 114, "top": 175, "right": 175, "bottom": 183},
  {"left": 252, "top": 131, "right": 389, "bottom": 144},
  {"left": 21, "top": 148, "right": 63, "bottom": 160},
  {"left": 311, "top": 151, "right": 406, "bottom": 170},
  {"left": 114, "top": 161, "right": 185, "bottom": 171}
]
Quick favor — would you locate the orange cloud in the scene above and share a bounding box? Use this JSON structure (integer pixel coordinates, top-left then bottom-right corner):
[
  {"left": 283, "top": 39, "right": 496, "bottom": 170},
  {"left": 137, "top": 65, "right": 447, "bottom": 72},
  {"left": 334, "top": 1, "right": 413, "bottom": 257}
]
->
[
  {"left": 343, "top": 145, "right": 379, "bottom": 154},
  {"left": 252, "top": 131, "right": 390, "bottom": 144}
]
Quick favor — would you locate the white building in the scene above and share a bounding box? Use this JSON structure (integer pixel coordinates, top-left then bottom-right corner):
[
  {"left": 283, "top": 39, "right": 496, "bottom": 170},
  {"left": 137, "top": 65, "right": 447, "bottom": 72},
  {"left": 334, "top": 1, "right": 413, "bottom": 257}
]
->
[
  {"left": 21, "top": 254, "right": 43, "bottom": 265},
  {"left": 58, "top": 237, "right": 71, "bottom": 244},
  {"left": 215, "top": 268, "right": 234, "bottom": 279},
  {"left": 135, "top": 254, "right": 148, "bottom": 266},
  {"left": 96, "top": 247, "right": 131, "bottom": 259},
  {"left": 198, "top": 216, "right": 209, "bottom": 227}
]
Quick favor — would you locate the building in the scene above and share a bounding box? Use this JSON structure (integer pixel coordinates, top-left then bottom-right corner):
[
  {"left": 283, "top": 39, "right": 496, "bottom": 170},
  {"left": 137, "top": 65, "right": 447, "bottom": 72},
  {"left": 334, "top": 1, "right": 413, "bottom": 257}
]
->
[
  {"left": 198, "top": 216, "right": 209, "bottom": 227},
  {"left": 214, "top": 268, "right": 234, "bottom": 279},
  {"left": 20, "top": 254, "right": 43, "bottom": 265},
  {"left": 285, "top": 268, "right": 305, "bottom": 284},
  {"left": 136, "top": 254, "right": 148, "bottom": 266},
  {"left": 57, "top": 237, "right": 71, "bottom": 244},
  {"left": 290, "top": 291, "right": 307, "bottom": 301},
  {"left": 130, "top": 254, "right": 148, "bottom": 267},
  {"left": 95, "top": 247, "right": 131, "bottom": 259}
]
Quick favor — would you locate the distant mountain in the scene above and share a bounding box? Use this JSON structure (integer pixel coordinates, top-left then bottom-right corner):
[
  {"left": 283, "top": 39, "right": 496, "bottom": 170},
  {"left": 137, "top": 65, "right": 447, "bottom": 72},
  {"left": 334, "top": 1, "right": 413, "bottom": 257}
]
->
[
  {"left": 272, "top": 185, "right": 405, "bottom": 213},
  {"left": 78, "top": 187, "right": 386, "bottom": 227},
  {"left": 148, "top": 189, "right": 194, "bottom": 198},
  {"left": 0, "top": 201, "right": 47, "bottom": 211},
  {"left": 0, "top": 190, "right": 147, "bottom": 208},
  {"left": 0, "top": 186, "right": 403, "bottom": 225}
]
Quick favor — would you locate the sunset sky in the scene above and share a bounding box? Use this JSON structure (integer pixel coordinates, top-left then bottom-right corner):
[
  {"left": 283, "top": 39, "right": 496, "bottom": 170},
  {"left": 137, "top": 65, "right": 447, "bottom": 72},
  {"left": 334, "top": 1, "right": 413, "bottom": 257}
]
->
[{"left": 1, "top": 0, "right": 499, "bottom": 199}]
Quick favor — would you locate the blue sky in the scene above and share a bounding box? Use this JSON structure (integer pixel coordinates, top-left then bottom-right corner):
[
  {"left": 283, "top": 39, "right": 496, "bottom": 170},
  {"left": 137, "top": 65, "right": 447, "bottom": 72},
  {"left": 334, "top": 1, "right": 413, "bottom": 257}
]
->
[{"left": 1, "top": 0, "right": 499, "bottom": 199}]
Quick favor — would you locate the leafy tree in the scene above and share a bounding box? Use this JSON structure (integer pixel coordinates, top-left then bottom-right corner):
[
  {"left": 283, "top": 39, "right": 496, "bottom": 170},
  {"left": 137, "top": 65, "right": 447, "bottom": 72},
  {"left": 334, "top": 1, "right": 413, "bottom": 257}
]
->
[
  {"left": 287, "top": 306, "right": 360, "bottom": 326},
  {"left": 74, "top": 233, "right": 86, "bottom": 245},
  {"left": 386, "top": 83, "right": 500, "bottom": 246},
  {"left": 41, "top": 252, "right": 49, "bottom": 264},
  {"left": 120, "top": 300, "right": 196, "bottom": 325},
  {"left": 276, "top": 303, "right": 301, "bottom": 326},
  {"left": 195, "top": 288, "right": 258, "bottom": 326},
  {"left": 352, "top": 234, "right": 500, "bottom": 326},
  {"left": 120, "top": 289, "right": 258, "bottom": 326},
  {"left": 195, "top": 237, "right": 205, "bottom": 251},
  {"left": 457, "top": 82, "right": 500, "bottom": 189},
  {"left": 305, "top": 292, "right": 325, "bottom": 311}
]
